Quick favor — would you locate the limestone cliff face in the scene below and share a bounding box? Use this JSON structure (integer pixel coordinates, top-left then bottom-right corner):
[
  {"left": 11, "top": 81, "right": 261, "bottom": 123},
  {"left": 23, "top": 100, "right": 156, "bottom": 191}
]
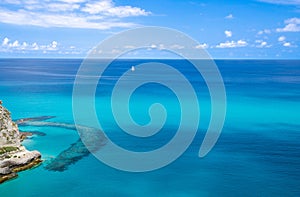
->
[
  {"left": 0, "top": 101, "right": 42, "bottom": 184},
  {"left": 0, "top": 102, "right": 20, "bottom": 147}
]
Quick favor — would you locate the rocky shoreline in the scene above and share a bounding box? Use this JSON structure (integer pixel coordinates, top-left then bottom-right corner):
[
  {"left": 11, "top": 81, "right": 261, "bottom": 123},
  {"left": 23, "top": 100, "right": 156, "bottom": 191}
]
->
[
  {"left": 0, "top": 147, "right": 42, "bottom": 184},
  {"left": 0, "top": 101, "right": 42, "bottom": 184},
  {"left": 1, "top": 100, "right": 107, "bottom": 183}
]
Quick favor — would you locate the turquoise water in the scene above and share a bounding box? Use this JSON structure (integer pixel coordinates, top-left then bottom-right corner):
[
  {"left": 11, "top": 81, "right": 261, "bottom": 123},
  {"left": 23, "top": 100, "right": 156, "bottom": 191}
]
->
[{"left": 0, "top": 59, "right": 299, "bottom": 196}]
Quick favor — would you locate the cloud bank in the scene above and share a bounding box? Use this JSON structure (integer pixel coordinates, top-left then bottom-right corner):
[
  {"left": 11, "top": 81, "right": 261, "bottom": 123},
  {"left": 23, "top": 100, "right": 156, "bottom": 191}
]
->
[{"left": 0, "top": 0, "right": 150, "bottom": 29}]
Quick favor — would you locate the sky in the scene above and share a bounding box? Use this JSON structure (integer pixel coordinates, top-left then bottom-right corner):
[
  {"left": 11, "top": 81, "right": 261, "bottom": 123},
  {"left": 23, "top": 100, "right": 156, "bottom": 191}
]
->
[{"left": 0, "top": 0, "right": 300, "bottom": 59}]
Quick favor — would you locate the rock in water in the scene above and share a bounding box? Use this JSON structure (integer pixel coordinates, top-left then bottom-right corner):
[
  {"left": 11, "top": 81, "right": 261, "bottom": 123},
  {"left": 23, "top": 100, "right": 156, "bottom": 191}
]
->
[
  {"left": 18, "top": 118, "right": 107, "bottom": 172},
  {"left": 0, "top": 101, "right": 42, "bottom": 184}
]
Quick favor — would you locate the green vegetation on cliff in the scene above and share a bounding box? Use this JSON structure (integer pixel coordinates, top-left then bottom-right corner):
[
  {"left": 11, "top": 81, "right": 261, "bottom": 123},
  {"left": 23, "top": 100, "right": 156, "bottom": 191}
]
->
[
  {"left": 0, "top": 100, "right": 42, "bottom": 184},
  {"left": 0, "top": 146, "right": 19, "bottom": 155}
]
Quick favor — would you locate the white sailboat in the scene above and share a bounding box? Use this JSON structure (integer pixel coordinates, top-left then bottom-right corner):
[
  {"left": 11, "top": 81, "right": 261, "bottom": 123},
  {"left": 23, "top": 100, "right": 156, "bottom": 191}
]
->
[{"left": 131, "top": 66, "right": 135, "bottom": 72}]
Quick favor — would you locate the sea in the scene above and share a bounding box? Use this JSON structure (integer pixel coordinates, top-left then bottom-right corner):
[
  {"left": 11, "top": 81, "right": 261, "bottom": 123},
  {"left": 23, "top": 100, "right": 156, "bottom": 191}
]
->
[{"left": 0, "top": 59, "right": 299, "bottom": 196}]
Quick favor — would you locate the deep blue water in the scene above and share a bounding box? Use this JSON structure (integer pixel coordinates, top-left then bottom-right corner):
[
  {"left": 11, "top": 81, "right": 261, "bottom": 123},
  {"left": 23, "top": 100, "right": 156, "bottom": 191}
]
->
[{"left": 0, "top": 59, "right": 299, "bottom": 196}]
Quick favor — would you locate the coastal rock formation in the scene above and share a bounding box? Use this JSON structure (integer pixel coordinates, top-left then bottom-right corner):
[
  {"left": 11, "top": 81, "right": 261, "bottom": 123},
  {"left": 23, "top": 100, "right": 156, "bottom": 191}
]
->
[
  {"left": 0, "top": 102, "right": 20, "bottom": 147},
  {"left": 0, "top": 101, "right": 42, "bottom": 184},
  {"left": 1, "top": 100, "right": 107, "bottom": 183}
]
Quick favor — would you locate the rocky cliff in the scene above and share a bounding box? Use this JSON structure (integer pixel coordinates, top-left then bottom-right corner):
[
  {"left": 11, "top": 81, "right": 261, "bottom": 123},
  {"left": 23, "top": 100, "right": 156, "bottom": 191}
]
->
[
  {"left": 0, "top": 101, "right": 42, "bottom": 184},
  {"left": 0, "top": 102, "right": 20, "bottom": 146}
]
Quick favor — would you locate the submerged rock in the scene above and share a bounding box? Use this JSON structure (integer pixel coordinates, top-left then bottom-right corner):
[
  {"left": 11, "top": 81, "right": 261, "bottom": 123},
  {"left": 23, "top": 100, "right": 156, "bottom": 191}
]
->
[
  {"left": 1, "top": 101, "right": 106, "bottom": 183},
  {"left": 44, "top": 139, "right": 89, "bottom": 171},
  {"left": 15, "top": 116, "right": 56, "bottom": 125},
  {"left": 19, "top": 119, "right": 107, "bottom": 172},
  {"left": 0, "top": 101, "right": 42, "bottom": 184},
  {"left": 19, "top": 131, "right": 47, "bottom": 142}
]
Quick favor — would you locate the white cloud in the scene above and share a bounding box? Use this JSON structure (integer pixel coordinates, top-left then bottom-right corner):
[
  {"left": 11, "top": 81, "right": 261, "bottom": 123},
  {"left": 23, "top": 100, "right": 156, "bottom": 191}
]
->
[
  {"left": 1, "top": 37, "right": 61, "bottom": 52},
  {"left": 32, "top": 42, "right": 39, "bottom": 50},
  {"left": 195, "top": 43, "right": 209, "bottom": 49},
  {"left": 124, "top": 45, "right": 135, "bottom": 49},
  {"left": 276, "top": 18, "right": 300, "bottom": 32},
  {"left": 24, "top": 0, "right": 39, "bottom": 4},
  {"left": 216, "top": 40, "right": 248, "bottom": 48},
  {"left": 0, "top": 9, "right": 136, "bottom": 29},
  {"left": 257, "top": 29, "right": 271, "bottom": 35},
  {"left": 261, "top": 41, "right": 267, "bottom": 47},
  {"left": 49, "top": 41, "right": 58, "bottom": 49},
  {"left": 147, "top": 44, "right": 166, "bottom": 50},
  {"left": 81, "top": 1, "right": 114, "bottom": 14},
  {"left": 158, "top": 44, "right": 166, "bottom": 50},
  {"left": 283, "top": 42, "right": 291, "bottom": 47},
  {"left": 237, "top": 40, "right": 247, "bottom": 45},
  {"left": 224, "top": 30, "right": 232, "bottom": 37},
  {"left": 58, "top": 0, "right": 86, "bottom": 3},
  {"left": 2, "top": 37, "right": 9, "bottom": 46},
  {"left": 81, "top": 0, "right": 150, "bottom": 17},
  {"left": 225, "top": 14, "right": 233, "bottom": 19},
  {"left": 20, "top": 42, "right": 28, "bottom": 50},
  {"left": 2, "top": 0, "right": 21, "bottom": 4},
  {"left": 257, "top": 0, "right": 300, "bottom": 5},
  {"left": 150, "top": 44, "right": 157, "bottom": 49},
  {"left": 278, "top": 36, "right": 286, "bottom": 41},
  {"left": 0, "top": 0, "right": 150, "bottom": 29},
  {"left": 170, "top": 44, "right": 184, "bottom": 49},
  {"left": 47, "top": 3, "right": 81, "bottom": 12},
  {"left": 277, "top": 23, "right": 300, "bottom": 32},
  {"left": 3, "top": 0, "right": 84, "bottom": 5},
  {"left": 255, "top": 40, "right": 271, "bottom": 48},
  {"left": 11, "top": 40, "right": 19, "bottom": 47}
]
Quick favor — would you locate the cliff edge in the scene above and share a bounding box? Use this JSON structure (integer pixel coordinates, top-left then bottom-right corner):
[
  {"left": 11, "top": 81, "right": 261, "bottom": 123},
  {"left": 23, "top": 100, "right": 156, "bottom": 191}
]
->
[{"left": 0, "top": 101, "right": 42, "bottom": 184}]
